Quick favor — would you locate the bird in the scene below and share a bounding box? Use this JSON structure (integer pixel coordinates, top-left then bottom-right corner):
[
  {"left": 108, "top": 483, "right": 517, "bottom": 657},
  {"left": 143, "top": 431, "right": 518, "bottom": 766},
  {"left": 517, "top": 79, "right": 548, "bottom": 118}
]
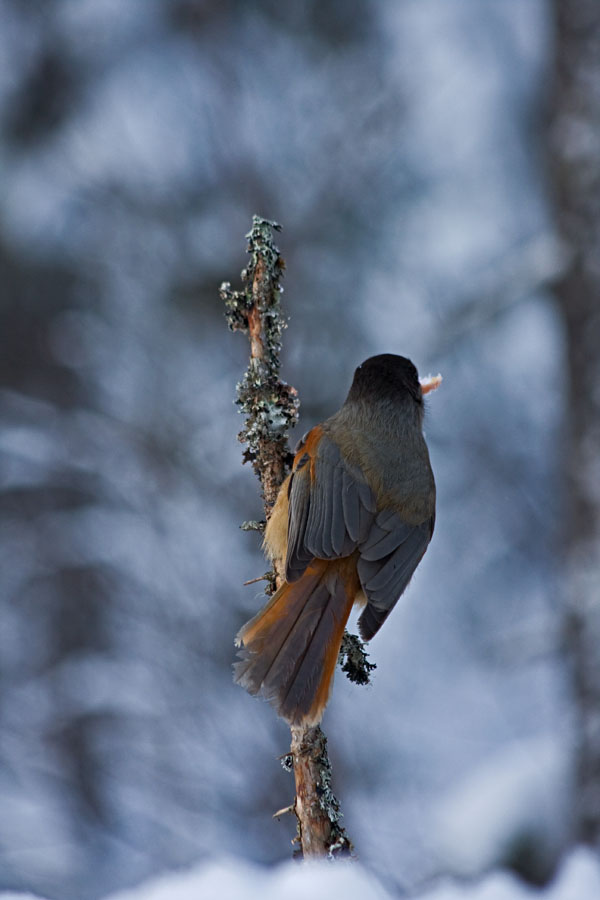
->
[{"left": 234, "top": 354, "right": 438, "bottom": 726}]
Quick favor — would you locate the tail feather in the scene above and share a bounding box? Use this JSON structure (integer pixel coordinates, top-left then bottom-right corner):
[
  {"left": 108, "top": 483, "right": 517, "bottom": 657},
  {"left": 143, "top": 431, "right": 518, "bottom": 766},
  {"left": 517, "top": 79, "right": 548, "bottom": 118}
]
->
[
  {"left": 260, "top": 579, "right": 332, "bottom": 712},
  {"left": 276, "top": 577, "right": 350, "bottom": 722},
  {"left": 234, "top": 561, "right": 353, "bottom": 725},
  {"left": 234, "top": 569, "right": 322, "bottom": 693}
]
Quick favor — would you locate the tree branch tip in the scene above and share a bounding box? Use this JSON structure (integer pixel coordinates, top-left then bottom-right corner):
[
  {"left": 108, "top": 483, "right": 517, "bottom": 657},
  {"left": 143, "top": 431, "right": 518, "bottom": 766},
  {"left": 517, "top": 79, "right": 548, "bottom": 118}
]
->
[
  {"left": 273, "top": 804, "right": 295, "bottom": 819},
  {"left": 240, "top": 520, "right": 266, "bottom": 532},
  {"left": 247, "top": 214, "right": 282, "bottom": 234},
  {"left": 243, "top": 573, "right": 270, "bottom": 586}
]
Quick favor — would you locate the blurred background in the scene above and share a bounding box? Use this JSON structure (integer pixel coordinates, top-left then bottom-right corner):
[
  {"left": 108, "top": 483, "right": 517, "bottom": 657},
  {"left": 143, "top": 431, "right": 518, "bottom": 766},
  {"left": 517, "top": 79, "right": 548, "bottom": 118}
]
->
[{"left": 1, "top": 1, "right": 599, "bottom": 898}]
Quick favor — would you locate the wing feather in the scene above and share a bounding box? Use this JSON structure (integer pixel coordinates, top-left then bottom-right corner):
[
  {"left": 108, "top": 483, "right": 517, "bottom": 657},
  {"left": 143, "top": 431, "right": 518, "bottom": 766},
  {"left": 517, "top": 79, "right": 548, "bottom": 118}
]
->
[
  {"left": 285, "top": 430, "right": 434, "bottom": 643},
  {"left": 285, "top": 432, "right": 376, "bottom": 580},
  {"left": 357, "top": 518, "right": 433, "bottom": 640}
]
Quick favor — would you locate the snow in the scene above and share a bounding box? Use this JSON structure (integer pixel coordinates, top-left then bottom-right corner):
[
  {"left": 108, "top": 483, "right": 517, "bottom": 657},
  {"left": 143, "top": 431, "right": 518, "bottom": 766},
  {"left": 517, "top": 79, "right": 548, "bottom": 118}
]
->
[{"left": 1, "top": 849, "right": 600, "bottom": 900}]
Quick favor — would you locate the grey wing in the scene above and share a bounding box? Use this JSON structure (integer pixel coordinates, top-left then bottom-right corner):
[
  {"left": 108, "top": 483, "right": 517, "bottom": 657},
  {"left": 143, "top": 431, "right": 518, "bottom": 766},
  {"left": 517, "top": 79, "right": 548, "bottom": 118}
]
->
[
  {"left": 357, "top": 510, "right": 434, "bottom": 641},
  {"left": 285, "top": 433, "right": 377, "bottom": 582}
]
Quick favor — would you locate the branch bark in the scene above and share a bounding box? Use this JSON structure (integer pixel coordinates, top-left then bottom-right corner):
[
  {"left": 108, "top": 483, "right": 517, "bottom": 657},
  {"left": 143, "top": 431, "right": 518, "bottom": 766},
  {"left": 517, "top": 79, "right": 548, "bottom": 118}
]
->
[{"left": 223, "top": 216, "right": 353, "bottom": 857}]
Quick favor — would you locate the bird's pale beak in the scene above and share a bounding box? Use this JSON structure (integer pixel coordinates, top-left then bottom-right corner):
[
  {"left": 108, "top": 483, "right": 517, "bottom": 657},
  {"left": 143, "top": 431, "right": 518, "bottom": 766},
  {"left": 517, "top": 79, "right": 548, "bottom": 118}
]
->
[{"left": 419, "top": 374, "right": 443, "bottom": 395}]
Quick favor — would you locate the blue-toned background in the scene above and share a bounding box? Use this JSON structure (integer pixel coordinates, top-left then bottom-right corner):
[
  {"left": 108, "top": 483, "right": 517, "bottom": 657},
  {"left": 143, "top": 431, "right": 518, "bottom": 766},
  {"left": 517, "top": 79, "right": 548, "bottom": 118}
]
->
[{"left": 0, "top": 2, "right": 574, "bottom": 898}]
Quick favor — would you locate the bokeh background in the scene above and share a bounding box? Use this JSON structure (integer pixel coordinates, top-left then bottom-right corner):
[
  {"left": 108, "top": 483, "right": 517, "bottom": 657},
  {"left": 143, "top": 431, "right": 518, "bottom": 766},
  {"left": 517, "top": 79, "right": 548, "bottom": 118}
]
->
[{"left": 1, "top": 1, "right": 599, "bottom": 898}]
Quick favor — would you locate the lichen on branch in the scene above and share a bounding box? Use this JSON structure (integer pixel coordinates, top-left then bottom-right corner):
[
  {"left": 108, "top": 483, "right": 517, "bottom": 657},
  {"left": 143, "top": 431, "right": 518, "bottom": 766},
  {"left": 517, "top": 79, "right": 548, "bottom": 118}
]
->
[
  {"left": 221, "top": 216, "right": 299, "bottom": 512},
  {"left": 338, "top": 632, "right": 377, "bottom": 685}
]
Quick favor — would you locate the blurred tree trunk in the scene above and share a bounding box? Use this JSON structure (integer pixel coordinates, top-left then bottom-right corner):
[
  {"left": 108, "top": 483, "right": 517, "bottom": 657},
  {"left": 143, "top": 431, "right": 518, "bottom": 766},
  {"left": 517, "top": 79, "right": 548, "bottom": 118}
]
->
[{"left": 551, "top": 0, "right": 600, "bottom": 845}]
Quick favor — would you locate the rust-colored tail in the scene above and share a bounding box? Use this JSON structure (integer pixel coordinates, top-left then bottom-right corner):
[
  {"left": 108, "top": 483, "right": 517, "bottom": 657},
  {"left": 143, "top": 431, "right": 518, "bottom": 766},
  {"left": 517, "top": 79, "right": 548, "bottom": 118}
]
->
[{"left": 234, "top": 560, "right": 354, "bottom": 725}]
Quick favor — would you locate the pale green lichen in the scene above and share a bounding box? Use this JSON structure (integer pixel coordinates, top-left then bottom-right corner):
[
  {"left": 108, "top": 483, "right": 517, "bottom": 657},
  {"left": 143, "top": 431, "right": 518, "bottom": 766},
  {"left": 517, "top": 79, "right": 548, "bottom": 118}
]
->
[{"left": 221, "top": 216, "right": 299, "bottom": 501}]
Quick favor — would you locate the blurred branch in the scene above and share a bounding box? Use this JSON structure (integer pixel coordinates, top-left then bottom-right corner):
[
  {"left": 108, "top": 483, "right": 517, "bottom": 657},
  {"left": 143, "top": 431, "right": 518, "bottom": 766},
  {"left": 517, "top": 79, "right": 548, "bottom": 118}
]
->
[
  {"left": 223, "top": 216, "right": 352, "bottom": 858},
  {"left": 551, "top": 0, "right": 600, "bottom": 848}
]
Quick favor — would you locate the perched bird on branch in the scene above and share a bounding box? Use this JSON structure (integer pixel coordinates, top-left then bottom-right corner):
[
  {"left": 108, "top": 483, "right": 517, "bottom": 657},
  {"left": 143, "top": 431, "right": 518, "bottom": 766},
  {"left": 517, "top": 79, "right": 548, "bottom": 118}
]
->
[{"left": 235, "top": 354, "right": 439, "bottom": 725}]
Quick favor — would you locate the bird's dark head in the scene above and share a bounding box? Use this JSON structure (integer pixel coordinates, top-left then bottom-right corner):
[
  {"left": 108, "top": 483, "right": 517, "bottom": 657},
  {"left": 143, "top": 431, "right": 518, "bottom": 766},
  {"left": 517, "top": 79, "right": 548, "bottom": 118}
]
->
[{"left": 347, "top": 354, "right": 423, "bottom": 407}]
